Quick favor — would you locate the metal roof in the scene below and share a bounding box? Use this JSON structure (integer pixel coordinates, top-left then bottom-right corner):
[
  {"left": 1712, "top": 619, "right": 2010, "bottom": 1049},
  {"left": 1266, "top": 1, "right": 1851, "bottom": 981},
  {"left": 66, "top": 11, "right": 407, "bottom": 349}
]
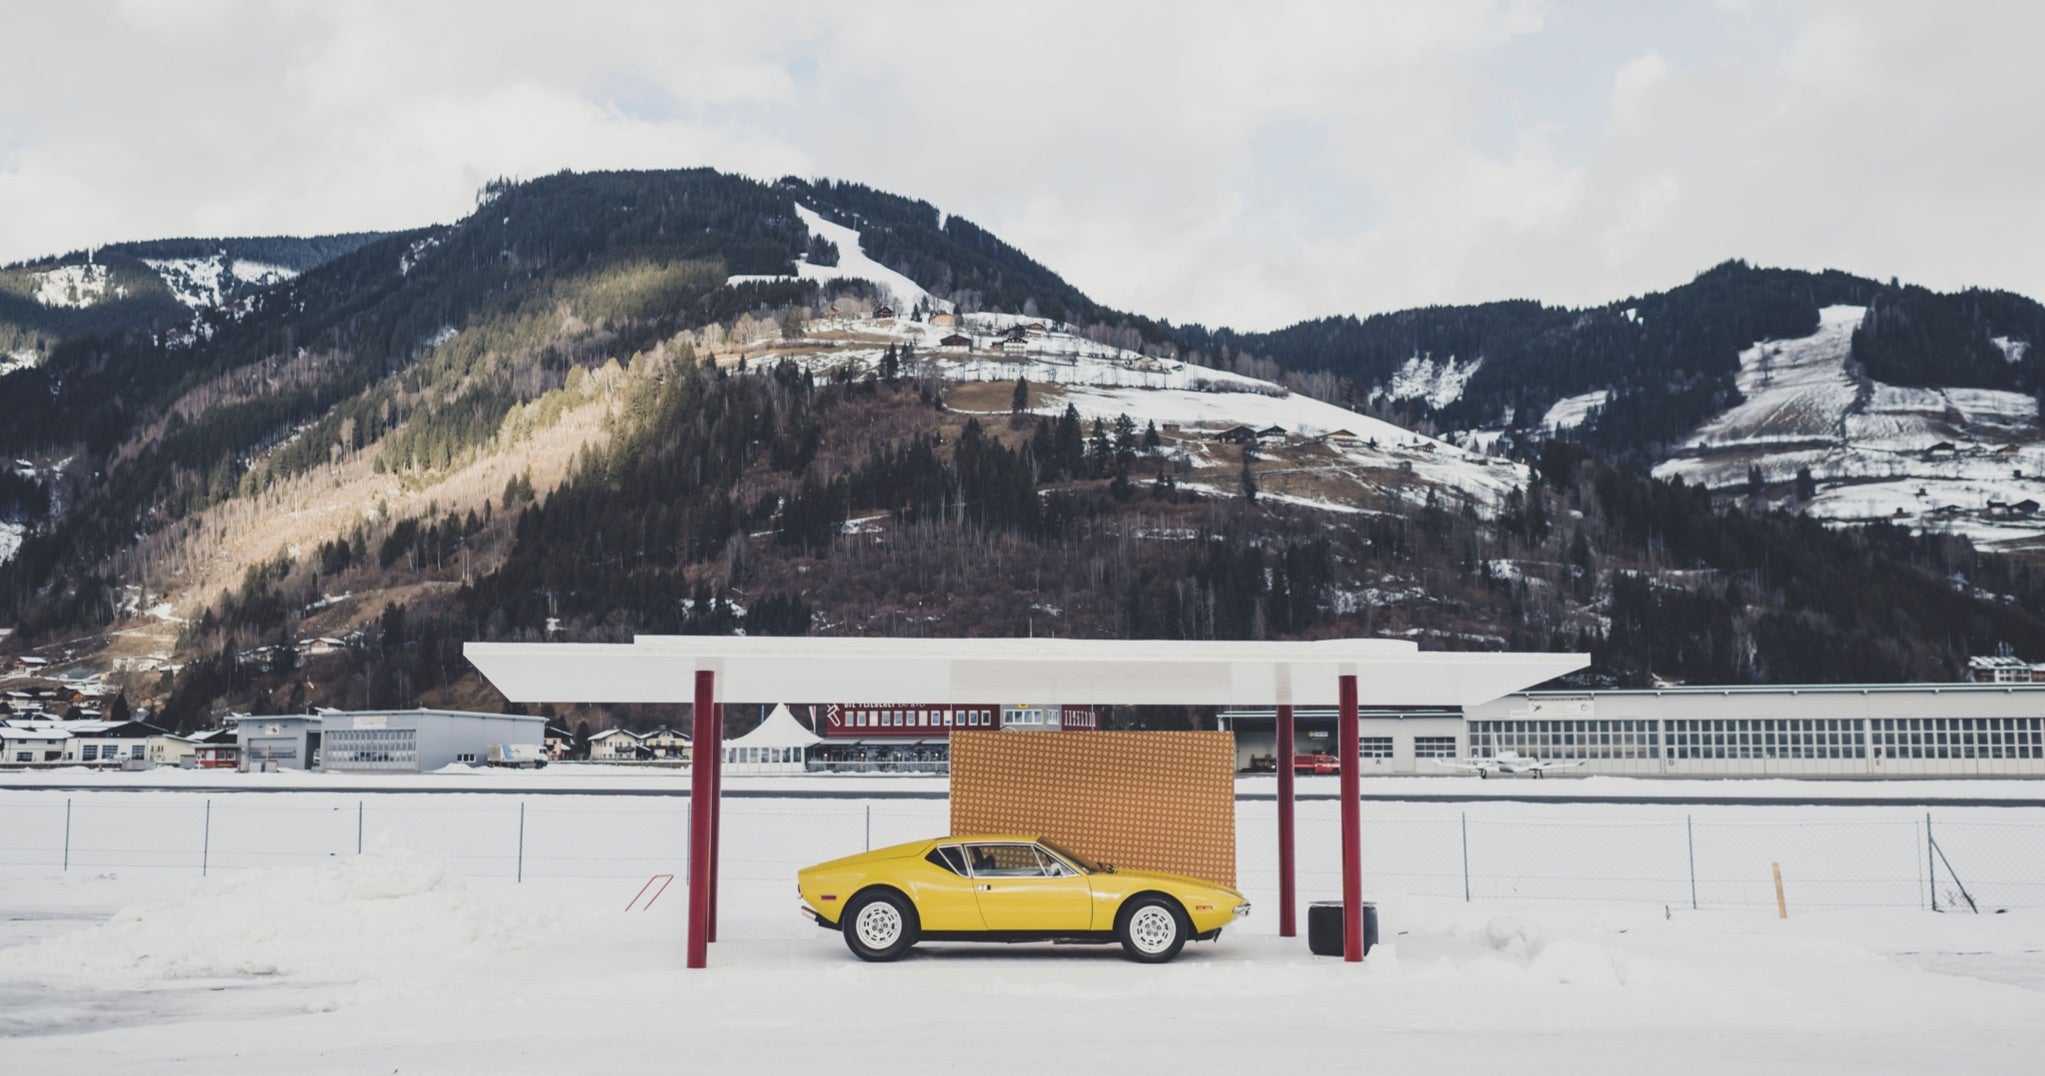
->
[{"left": 465, "top": 636, "right": 1586, "bottom": 707}]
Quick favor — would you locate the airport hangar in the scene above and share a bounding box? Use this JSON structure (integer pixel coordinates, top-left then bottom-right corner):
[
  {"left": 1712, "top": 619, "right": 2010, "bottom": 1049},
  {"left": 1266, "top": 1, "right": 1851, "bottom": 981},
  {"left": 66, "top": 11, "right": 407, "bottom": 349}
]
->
[{"left": 1219, "top": 681, "right": 2045, "bottom": 777}]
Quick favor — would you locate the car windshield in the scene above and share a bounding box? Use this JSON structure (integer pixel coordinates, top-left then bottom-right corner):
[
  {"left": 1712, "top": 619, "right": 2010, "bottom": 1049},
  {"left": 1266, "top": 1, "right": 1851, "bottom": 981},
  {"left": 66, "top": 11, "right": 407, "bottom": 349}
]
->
[{"left": 1036, "top": 840, "right": 1100, "bottom": 874}]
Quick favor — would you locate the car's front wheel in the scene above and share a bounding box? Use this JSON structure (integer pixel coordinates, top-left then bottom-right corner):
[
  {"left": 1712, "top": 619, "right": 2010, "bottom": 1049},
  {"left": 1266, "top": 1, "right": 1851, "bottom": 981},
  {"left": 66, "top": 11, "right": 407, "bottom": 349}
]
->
[
  {"left": 1117, "top": 895, "right": 1188, "bottom": 963},
  {"left": 842, "top": 889, "right": 918, "bottom": 962}
]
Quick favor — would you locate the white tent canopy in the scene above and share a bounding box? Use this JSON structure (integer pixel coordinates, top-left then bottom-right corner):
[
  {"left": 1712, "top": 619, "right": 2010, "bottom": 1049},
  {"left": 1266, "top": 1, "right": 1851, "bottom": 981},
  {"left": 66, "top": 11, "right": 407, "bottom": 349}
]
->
[
  {"left": 721, "top": 702, "right": 821, "bottom": 774},
  {"left": 723, "top": 703, "right": 822, "bottom": 750},
  {"left": 465, "top": 636, "right": 1586, "bottom": 708}
]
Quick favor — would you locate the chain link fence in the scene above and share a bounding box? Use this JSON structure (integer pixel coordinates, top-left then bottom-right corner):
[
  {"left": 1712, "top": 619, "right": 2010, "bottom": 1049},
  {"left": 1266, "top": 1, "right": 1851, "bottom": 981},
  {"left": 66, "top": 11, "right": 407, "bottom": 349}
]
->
[{"left": 4, "top": 793, "right": 2041, "bottom": 912}]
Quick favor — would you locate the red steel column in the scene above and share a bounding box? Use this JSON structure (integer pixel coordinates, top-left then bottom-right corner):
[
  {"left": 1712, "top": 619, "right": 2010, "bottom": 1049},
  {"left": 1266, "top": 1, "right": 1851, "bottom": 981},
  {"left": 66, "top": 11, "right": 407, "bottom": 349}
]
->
[
  {"left": 1276, "top": 703, "right": 1297, "bottom": 938},
  {"left": 708, "top": 702, "right": 723, "bottom": 942},
  {"left": 687, "top": 670, "right": 715, "bottom": 969},
  {"left": 1338, "top": 673, "right": 1363, "bottom": 961}
]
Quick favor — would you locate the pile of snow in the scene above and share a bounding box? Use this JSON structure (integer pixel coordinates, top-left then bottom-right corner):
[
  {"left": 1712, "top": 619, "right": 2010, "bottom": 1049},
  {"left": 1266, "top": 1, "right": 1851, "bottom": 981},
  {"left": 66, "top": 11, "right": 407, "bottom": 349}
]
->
[
  {"left": 0, "top": 834, "right": 551, "bottom": 984},
  {"left": 1376, "top": 355, "right": 1481, "bottom": 410},
  {"left": 0, "top": 520, "right": 24, "bottom": 565},
  {"left": 32, "top": 263, "right": 121, "bottom": 308},
  {"left": 728, "top": 204, "right": 943, "bottom": 313}
]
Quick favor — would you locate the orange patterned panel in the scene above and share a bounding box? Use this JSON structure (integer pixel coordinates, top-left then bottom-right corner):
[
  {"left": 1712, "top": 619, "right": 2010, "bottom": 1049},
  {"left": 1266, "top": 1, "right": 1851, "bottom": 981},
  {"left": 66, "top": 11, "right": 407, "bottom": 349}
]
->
[{"left": 950, "top": 731, "right": 1236, "bottom": 888}]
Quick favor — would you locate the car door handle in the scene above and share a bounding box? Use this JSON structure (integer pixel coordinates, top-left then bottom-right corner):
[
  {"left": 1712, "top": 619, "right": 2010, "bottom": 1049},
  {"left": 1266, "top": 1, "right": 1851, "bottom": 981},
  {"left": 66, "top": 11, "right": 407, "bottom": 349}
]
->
[{"left": 976, "top": 884, "right": 992, "bottom": 891}]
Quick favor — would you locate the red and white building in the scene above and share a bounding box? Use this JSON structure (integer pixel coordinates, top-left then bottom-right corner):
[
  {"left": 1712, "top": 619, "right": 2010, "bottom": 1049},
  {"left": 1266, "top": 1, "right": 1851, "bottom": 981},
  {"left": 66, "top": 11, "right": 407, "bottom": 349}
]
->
[{"left": 812, "top": 703, "right": 1098, "bottom": 771}]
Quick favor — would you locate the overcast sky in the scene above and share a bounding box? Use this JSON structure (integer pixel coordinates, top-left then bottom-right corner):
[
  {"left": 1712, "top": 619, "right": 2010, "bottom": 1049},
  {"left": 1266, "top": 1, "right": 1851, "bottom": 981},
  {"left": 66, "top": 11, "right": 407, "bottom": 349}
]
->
[{"left": 2, "top": 1, "right": 2040, "bottom": 331}]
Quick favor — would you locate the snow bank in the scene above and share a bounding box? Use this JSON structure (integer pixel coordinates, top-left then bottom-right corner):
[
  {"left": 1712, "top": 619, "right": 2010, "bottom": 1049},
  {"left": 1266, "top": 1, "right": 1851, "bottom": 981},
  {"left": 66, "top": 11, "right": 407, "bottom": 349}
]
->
[
  {"left": 1542, "top": 389, "right": 1610, "bottom": 431},
  {"left": 0, "top": 520, "right": 23, "bottom": 565},
  {"left": 0, "top": 833, "right": 551, "bottom": 984}
]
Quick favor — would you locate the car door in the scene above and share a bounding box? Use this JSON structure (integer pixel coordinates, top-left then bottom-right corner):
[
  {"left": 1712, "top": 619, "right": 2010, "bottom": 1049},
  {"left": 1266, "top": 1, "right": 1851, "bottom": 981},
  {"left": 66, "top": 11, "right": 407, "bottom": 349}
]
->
[
  {"left": 911, "top": 844, "right": 986, "bottom": 932},
  {"left": 965, "top": 843, "right": 1093, "bottom": 932}
]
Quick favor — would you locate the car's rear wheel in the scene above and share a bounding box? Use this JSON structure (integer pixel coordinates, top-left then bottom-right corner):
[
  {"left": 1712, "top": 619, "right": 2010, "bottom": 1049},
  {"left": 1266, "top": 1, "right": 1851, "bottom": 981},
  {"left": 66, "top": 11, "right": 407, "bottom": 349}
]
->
[
  {"left": 842, "top": 889, "right": 918, "bottom": 962},
  {"left": 1117, "top": 895, "right": 1188, "bottom": 963}
]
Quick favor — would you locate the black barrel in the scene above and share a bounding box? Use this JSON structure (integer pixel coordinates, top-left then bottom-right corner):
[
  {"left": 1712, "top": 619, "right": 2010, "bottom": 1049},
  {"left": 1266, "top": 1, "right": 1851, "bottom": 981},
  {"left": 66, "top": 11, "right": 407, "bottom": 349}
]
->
[{"left": 1307, "top": 900, "right": 1378, "bottom": 957}]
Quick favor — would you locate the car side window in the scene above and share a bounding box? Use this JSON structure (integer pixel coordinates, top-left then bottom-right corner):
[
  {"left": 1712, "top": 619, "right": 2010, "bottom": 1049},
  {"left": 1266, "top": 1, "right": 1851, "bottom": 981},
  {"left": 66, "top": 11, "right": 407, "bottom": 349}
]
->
[
  {"left": 967, "top": 844, "right": 1046, "bottom": 877},
  {"left": 1032, "top": 846, "right": 1072, "bottom": 876},
  {"left": 926, "top": 845, "right": 967, "bottom": 875}
]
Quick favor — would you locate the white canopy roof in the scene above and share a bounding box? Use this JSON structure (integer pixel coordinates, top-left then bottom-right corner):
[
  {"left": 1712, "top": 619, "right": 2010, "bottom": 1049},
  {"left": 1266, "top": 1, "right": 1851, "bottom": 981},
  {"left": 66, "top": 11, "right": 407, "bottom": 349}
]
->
[
  {"left": 724, "top": 703, "right": 823, "bottom": 749},
  {"left": 465, "top": 636, "right": 1586, "bottom": 708}
]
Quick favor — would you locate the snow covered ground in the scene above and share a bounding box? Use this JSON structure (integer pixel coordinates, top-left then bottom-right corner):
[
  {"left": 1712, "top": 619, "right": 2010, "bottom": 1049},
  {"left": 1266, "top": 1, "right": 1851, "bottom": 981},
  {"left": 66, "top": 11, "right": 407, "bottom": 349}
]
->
[
  {"left": 727, "top": 204, "right": 941, "bottom": 313},
  {"left": 1652, "top": 306, "right": 2045, "bottom": 548},
  {"left": 1, "top": 787, "right": 2042, "bottom": 1072},
  {"left": 1542, "top": 388, "right": 1611, "bottom": 432},
  {"left": 29, "top": 263, "right": 121, "bottom": 308},
  {"left": 1375, "top": 354, "right": 1481, "bottom": 410},
  {"left": 0, "top": 520, "right": 23, "bottom": 565},
  {"left": 142, "top": 255, "right": 295, "bottom": 312}
]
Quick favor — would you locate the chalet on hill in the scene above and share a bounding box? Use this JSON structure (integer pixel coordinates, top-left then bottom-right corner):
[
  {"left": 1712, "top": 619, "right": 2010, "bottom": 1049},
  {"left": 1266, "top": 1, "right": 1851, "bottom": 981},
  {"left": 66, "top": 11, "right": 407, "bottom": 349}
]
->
[
  {"left": 1022, "top": 322, "right": 1048, "bottom": 337},
  {"left": 939, "top": 333, "right": 972, "bottom": 350},
  {"left": 873, "top": 305, "right": 895, "bottom": 320},
  {"left": 1255, "top": 425, "right": 1287, "bottom": 442},
  {"left": 1214, "top": 426, "right": 1258, "bottom": 445},
  {"left": 1924, "top": 441, "right": 1959, "bottom": 459},
  {"left": 996, "top": 337, "right": 1028, "bottom": 355}
]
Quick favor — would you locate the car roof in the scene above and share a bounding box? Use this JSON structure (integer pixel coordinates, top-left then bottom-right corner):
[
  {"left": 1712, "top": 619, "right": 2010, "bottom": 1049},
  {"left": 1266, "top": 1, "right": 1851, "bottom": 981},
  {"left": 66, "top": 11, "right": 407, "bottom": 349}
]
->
[{"left": 940, "top": 834, "right": 1042, "bottom": 844}]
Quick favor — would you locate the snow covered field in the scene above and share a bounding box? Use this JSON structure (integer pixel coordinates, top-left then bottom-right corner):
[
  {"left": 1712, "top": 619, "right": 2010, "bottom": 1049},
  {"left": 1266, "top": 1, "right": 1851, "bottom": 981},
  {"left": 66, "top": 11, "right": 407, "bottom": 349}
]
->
[{"left": 2, "top": 786, "right": 2043, "bottom": 1072}]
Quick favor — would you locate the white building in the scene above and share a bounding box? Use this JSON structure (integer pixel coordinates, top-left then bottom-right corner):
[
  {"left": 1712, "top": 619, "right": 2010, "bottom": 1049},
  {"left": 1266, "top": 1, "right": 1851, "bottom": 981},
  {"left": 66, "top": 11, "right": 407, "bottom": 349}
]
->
[
  {"left": 589, "top": 728, "right": 646, "bottom": 761},
  {"left": 1219, "top": 682, "right": 2045, "bottom": 778}
]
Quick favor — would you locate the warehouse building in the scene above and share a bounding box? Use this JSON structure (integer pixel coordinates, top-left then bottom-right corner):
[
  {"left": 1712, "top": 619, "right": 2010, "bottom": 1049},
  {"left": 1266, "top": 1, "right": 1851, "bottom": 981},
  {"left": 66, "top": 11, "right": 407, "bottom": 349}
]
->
[
  {"left": 1218, "top": 682, "right": 2045, "bottom": 777},
  {"left": 234, "top": 708, "right": 548, "bottom": 773}
]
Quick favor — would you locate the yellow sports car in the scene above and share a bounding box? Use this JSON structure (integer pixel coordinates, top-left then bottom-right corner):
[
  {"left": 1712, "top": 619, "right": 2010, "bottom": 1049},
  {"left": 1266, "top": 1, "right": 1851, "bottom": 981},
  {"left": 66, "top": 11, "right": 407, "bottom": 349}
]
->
[{"left": 797, "top": 834, "right": 1251, "bottom": 963}]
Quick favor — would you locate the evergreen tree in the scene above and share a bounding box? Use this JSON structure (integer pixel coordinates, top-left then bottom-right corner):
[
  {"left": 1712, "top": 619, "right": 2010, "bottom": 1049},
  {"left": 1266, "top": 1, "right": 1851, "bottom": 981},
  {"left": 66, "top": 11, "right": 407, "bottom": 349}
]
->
[{"left": 1011, "top": 375, "right": 1029, "bottom": 414}]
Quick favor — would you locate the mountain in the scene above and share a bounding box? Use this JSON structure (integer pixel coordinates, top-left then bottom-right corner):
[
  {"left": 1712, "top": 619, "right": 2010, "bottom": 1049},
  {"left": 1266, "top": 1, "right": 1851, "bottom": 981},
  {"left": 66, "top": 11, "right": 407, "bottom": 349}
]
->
[
  {"left": 0, "top": 169, "right": 2041, "bottom": 732},
  {"left": 1204, "top": 262, "right": 2045, "bottom": 554},
  {"left": 0, "top": 232, "right": 386, "bottom": 373}
]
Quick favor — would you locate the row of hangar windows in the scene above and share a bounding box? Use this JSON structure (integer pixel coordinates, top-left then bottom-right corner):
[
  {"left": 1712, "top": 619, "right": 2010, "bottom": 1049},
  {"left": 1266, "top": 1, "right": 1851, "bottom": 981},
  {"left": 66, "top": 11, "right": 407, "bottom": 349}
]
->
[{"left": 1466, "top": 718, "right": 2045, "bottom": 760}]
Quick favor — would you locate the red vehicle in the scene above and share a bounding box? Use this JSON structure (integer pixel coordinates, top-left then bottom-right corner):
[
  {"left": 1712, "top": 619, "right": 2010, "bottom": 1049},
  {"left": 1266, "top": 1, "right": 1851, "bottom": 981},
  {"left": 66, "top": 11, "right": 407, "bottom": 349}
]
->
[{"left": 1293, "top": 753, "right": 1340, "bottom": 775}]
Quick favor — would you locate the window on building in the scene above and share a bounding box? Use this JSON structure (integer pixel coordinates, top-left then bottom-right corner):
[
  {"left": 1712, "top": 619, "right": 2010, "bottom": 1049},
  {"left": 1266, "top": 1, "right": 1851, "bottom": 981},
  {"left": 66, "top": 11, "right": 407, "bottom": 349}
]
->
[
  {"left": 1359, "top": 737, "right": 1394, "bottom": 759},
  {"left": 1413, "top": 736, "right": 1458, "bottom": 758},
  {"left": 81, "top": 745, "right": 98, "bottom": 761},
  {"left": 131, "top": 745, "right": 144, "bottom": 759}
]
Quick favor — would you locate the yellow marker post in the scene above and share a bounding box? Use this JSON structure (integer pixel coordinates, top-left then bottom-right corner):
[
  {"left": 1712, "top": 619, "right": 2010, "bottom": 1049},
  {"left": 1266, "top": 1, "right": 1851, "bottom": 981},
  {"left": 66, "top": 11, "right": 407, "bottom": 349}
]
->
[{"left": 1772, "top": 861, "right": 1788, "bottom": 919}]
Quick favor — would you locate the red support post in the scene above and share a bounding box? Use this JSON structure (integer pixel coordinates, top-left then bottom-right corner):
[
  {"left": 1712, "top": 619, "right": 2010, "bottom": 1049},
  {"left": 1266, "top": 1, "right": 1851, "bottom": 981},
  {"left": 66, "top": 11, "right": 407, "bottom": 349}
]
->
[
  {"left": 1276, "top": 703, "right": 1297, "bottom": 938},
  {"left": 708, "top": 702, "right": 723, "bottom": 942},
  {"left": 1338, "top": 673, "right": 1363, "bottom": 962},
  {"left": 687, "top": 670, "right": 716, "bottom": 969}
]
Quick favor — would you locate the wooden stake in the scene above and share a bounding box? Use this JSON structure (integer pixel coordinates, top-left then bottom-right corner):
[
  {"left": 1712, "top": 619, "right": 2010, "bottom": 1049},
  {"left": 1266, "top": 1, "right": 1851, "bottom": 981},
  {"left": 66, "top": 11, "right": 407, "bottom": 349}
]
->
[{"left": 1772, "top": 861, "right": 1788, "bottom": 919}]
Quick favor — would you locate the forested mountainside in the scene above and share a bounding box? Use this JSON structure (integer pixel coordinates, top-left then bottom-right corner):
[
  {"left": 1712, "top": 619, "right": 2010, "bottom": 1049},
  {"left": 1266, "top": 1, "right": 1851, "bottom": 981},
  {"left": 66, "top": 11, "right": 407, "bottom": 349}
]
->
[
  {"left": 0, "top": 233, "right": 384, "bottom": 360},
  {"left": 1, "top": 168, "right": 2042, "bottom": 731},
  {"left": 1192, "top": 262, "right": 2045, "bottom": 463}
]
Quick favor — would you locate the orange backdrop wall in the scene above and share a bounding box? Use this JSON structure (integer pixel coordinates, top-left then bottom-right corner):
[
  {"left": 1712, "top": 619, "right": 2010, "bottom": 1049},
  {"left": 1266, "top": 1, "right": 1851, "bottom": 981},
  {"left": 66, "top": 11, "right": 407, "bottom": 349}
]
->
[{"left": 950, "top": 731, "right": 1236, "bottom": 887}]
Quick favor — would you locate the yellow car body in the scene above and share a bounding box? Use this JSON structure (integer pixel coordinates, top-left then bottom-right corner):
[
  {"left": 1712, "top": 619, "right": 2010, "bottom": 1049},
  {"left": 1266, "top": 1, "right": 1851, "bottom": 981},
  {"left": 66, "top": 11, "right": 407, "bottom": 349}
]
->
[{"left": 798, "top": 834, "right": 1250, "bottom": 962}]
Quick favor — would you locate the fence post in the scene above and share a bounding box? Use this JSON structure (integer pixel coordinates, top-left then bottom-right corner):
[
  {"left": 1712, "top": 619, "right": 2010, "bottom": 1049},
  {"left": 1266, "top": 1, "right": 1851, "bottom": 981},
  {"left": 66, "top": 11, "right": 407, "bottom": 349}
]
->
[
  {"left": 516, "top": 802, "right": 527, "bottom": 883},
  {"left": 1926, "top": 812, "right": 1938, "bottom": 912},
  {"left": 1687, "top": 814, "right": 1698, "bottom": 910},
  {"left": 357, "top": 800, "right": 364, "bottom": 855},
  {"left": 1460, "top": 813, "right": 1470, "bottom": 901},
  {"left": 202, "top": 799, "right": 212, "bottom": 877},
  {"left": 63, "top": 798, "right": 71, "bottom": 871},
  {"left": 865, "top": 804, "right": 871, "bottom": 851}
]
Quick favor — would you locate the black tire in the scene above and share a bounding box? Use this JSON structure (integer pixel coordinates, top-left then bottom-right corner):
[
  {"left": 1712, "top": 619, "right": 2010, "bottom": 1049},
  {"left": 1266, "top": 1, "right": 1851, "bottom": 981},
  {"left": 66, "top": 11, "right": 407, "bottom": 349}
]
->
[
  {"left": 1116, "top": 895, "right": 1189, "bottom": 963},
  {"left": 842, "top": 889, "right": 918, "bottom": 962}
]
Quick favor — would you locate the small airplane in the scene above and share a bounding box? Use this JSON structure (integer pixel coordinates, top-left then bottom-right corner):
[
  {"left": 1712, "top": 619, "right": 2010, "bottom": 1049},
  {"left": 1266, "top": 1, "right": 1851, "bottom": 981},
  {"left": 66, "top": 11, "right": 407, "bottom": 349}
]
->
[{"left": 1430, "top": 751, "right": 1584, "bottom": 779}]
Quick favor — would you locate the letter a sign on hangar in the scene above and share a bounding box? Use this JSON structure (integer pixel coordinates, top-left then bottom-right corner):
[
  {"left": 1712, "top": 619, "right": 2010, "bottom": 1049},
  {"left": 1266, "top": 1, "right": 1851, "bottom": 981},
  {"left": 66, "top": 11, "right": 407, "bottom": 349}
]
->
[{"left": 466, "top": 636, "right": 1586, "bottom": 968}]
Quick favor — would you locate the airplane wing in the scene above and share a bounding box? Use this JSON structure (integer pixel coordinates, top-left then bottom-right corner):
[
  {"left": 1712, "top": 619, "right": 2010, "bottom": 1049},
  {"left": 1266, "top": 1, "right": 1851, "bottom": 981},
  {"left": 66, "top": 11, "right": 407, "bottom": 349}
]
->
[
  {"left": 1526, "top": 759, "right": 1585, "bottom": 771},
  {"left": 1429, "top": 758, "right": 1490, "bottom": 773}
]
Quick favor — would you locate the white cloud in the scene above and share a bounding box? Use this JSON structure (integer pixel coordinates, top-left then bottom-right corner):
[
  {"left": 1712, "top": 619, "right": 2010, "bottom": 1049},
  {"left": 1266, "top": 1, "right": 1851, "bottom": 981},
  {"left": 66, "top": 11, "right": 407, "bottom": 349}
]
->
[{"left": 1, "top": 1, "right": 2042, "bottom": 331}]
